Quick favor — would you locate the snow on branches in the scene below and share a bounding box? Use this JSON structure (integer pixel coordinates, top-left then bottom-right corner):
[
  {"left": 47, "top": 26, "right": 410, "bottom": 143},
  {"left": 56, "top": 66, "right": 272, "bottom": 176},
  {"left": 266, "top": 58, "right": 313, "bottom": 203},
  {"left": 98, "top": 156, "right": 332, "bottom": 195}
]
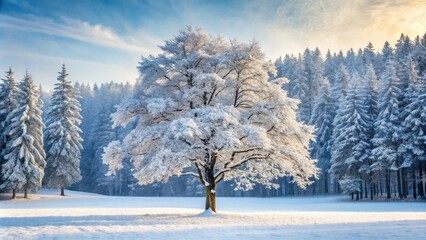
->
[
  {"left": 44, "top": 65, "right": 83, "bottom": 192},
  {"left": 103, "top": 27, "right": 318, "bottom": 198}
]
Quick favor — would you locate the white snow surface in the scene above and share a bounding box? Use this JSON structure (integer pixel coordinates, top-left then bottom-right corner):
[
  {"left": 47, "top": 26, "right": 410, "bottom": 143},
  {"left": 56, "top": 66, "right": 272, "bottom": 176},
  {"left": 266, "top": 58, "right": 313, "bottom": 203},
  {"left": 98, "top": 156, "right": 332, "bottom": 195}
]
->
[{"left": 1, "top": 189, "right": 425, "bottom": 239}]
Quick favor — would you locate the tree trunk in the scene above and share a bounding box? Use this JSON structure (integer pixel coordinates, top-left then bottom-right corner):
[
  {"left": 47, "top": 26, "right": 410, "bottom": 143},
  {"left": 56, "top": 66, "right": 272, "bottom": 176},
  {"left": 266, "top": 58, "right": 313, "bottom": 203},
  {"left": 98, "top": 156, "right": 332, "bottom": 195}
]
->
[
  {"left": 205, "top": 185, "right": 216, "bottom": 212},
  {"left": 372, "top": 183, "right": 375, "bottom": 196},
  {"left": 418, "top": 163, "right": 424, "bottom": 197},
  {"left": 370, "top": 183, "right": 373, "bottom": 200},
  {"left": 424, "top": 163, "right": 426, "bottom": 196},
  {"left": 402, "top": 168, "right": 408, "bottom": 198},
  {"left": 324, "top": 172, "right": 329, "bottom": 194},
  {"left": 386, "top": 170, "right": 391, "bottom": 199},
  {"left": 412, "top": 167, "right": 417, "bottom": 199},
  {"left": 61, "top": 187, "right": 65, "bottom": 196},
  {"left": 373, "top": 183, "right": 377, "bottom": 197},
  {"left": 397, "top": 169, "right": 402, "bottom": 199},
  {"left": 360, "top": 182, "right": 363, "bottom": 199},
  {"left": 364, "top": 180, "right": 368, "bottom": 199},
  {"left": 337, "top": 178, "right": 341, "bottom": 194},
  {"left": 12, "top": 189, "right": 16, "bottom": 199},
  {"left": 24, "top": 186, "right": 28, "bottom": 198},
  {"left": 356, "top": 191, "right": 359, "bottom": 201}
]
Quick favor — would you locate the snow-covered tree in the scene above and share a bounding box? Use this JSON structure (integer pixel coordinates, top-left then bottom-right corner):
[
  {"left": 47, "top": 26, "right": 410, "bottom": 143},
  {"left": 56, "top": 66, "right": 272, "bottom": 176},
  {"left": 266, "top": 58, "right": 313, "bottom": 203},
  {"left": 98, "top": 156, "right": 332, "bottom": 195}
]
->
[
  {"left": 359, "top": 64, "right": 378, "bottom": 199},
  {"left": 403, "top": 72, "right": 426, "bottom": 193},
  {"left": 345, "top": 49, "right": 358, "bottom": 75},
  {"left": 299, "top": 48, "right": 323, "bottom": 123},
  {"left": 310, "top": 78, "right": 335, "bottom": 193},
  {"left": 378, "top": 41, "right": 394, "bottom": 76},
  {"left": 339, "top": 176, "right": 361, "bottom": 198},
  {"left": 290, "top": 54, "right": 307, "bottom": 100},
  {"left": 330, "top": 73, "right": 372, "bottom": 195},
  {"left": 398, "top": 56, "right": 421, "bottom": 168},
  {"left": 332, "top": 64, "right": 350, "bottom": 99},
  {"left": 0, "top": 68, "right": 20, "bottom": 190},
  {"left": 371, "top": 60, "right": 401, "bottom": 199},
  {"left": 44, "top": 65, "right": 83, "bottom": 196},
  {"left": 0, "top": 72, "right": 45, "bottom": 198},
  {"left": 276, "top": 54, "right": 297, "bottom": 94},
  {"left": 412, "top": 34, "right": 426, "bottom": 74},
  {"left": 103, "top": 27, "right": 318, "bottom": 212},
  {"left": 399, "top": 58, "right": 425, "bottom": 199},
  {"left": 363, "top": 42, "right": 376, "bottom": 67}
]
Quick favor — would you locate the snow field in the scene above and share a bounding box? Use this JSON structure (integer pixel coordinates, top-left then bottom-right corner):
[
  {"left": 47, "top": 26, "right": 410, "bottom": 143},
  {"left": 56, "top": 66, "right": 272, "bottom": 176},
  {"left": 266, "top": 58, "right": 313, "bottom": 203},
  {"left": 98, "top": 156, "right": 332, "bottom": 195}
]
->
[{"left": 1, "top": 190, "right": 426, "bottom": 239}]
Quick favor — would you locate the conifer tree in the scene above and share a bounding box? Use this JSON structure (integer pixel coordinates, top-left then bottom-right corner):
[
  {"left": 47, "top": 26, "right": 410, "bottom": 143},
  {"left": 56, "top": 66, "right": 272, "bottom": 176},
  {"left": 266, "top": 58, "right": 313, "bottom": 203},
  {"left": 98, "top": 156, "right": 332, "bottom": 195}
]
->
[
  {"left": 44, "top": 65, "right": 83, "bottom": 196},
  {"left": 371, "top": 60, "right": 402, "bottom": 199},
  {"left": 330, "top": 73, "right": 372, "bottom": 199},
  {"left": 291, "top": 54, "right": 307, "bottom": 100},
  {"left": 398, "top": 56, "right": 420, "bottom": 168},
  {"left": 332, "top": 64, "right": 350, "bottom": 99},
  {"left": 378, "top": 41, "right": 394, "bottom": 76},
  {"left": 310, "top": 78, "right": 335, "bottom": 193},
  {"left": 1, "top": 72, "right": 45, "bottom": 198},
  {"left": 412, "top": 34, "right": 426, "bottom": 74},
  {"left": 399, "top": 59, "right": 425, "bottom": 198},
  {"left": 0, "top": 68, "right": 19, "bottom": 190},
  {"left": 359, "top": 64, "right": 378, "bottom": 199}
]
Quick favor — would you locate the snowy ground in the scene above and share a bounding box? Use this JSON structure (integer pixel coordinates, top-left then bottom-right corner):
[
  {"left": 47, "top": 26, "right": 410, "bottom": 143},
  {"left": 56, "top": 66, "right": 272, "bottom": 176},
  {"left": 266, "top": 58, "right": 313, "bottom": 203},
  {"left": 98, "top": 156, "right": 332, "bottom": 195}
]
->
[{"left": 1, "top": 190, "right": 426, "bottom": 239}]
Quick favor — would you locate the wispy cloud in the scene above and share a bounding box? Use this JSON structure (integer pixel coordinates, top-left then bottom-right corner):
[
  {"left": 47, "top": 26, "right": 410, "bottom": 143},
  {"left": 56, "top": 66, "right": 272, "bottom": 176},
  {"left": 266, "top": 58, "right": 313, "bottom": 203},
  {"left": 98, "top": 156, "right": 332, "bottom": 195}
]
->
[
  {"left": 2, "top": 49, "right": 112, "bottom": 67},
  {"left": 0, "top": 49, "right": 138, "bottom": 88},
  {"left": 0, "top": 14, "right": 154, "bottom": 54}
]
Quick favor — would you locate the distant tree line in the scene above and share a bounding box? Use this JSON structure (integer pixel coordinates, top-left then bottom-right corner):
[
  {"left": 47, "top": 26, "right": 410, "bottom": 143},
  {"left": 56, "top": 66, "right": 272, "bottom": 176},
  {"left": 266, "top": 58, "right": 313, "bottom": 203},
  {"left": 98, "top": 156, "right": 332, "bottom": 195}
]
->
[{"left": 275, "top": 33, "right": 426, "bottom": 200}]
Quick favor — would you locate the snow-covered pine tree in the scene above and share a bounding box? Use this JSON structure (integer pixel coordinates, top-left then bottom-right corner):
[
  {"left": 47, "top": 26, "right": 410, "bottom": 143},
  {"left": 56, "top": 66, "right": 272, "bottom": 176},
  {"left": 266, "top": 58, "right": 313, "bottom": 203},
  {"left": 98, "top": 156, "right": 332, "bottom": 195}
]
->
[
  {"left": 378, "top": 41, "right": 394, "bottom": 77},
  {"left": 323, "top": 50, "right": 337, "bottom": 86},
  {"left": 394, "top": 40, "right": 415, "bottom": 199},
  {"left": 330, "top": 73, "right": 372, "bottom": 199},
  {"left": 363, "top": 42, "right": 376, "bottom": 67},
  {"left": 310, "top": 78, "right": 335, "bottom": 193},
  {"left": 398, "top": 56, "right": 420, "bottom": 169},
  {"left": 277, "top": 54, "right": 297, "bottom": 94},
  {"left": 399, "top": 57, "right": 425, "bottom": 198},
  {"left": 371, "top": 60, "right": 402, "bottom": 199},
  {"left": 0, "top": 72, "right": 45, "bottom": 199},
  {"left": 44, "top": 65, "right": 83, "bottom": 196},
  {"left": 406, "top": 73, "right": 426, "bottom": 198},
  {"left": 103, "top": 27, "right": 318, "bottom": 212},
  {"left": 355, "top": 48, "right": 366, "bottom": 74},
  {"left": 328, "top": 64, "right": 351, "bottom": 194},
  {"left": 345, "top": 49, "right": 358, "bottom": 75},
  {"left": 359, "top": 63, "right": 378, "bottom": 200},
  {"left": 412, "top": 34, "right": 426, "bottom": 74},
  {"left": 292, "top": 54, "right": 310, "bottom": 126},
  {"left": 300, "top": 48, "right": 322, "bottom": 123},
  {"left": 331, "top": 64, "right": 350, "bottom": 99},
  {"left": 0, "top": 68, "right": 20, "bottom": 191}
]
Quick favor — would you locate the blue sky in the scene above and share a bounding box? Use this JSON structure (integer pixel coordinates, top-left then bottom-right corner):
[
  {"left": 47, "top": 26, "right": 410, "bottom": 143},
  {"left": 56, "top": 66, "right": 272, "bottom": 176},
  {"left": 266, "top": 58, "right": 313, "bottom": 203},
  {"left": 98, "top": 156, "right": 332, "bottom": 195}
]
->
[{"left": 1, "top": 0, "right": 425, "bottom": 88}]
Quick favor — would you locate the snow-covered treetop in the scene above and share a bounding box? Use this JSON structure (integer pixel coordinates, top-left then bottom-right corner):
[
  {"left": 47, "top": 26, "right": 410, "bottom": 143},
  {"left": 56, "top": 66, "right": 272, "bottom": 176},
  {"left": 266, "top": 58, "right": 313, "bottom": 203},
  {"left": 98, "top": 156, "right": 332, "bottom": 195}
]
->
[
  {"left": 104, "top": 27, "right": 318, "bottom": 191},
  {"left": 0, "top": 68, "right": 20, "bottom": 119}
]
